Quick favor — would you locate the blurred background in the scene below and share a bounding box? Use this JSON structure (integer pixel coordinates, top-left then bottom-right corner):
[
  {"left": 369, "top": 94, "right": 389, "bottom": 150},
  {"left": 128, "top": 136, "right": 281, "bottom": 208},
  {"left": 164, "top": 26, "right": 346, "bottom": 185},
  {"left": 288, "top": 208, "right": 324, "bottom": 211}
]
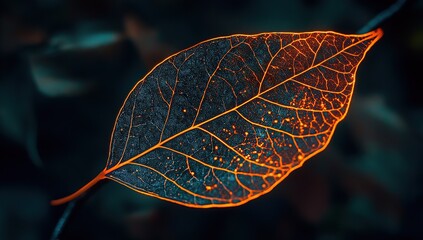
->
[{"left": 0, "top": 0, "right": 422, "bottom": 239}]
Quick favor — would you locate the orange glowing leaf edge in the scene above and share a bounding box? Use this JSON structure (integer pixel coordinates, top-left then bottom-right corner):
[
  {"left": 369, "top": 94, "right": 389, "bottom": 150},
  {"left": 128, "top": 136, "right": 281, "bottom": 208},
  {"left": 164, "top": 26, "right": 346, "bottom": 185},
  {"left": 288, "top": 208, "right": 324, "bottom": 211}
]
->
[{"left": 51, "top": 29, "right": 383, "bottom": 208}]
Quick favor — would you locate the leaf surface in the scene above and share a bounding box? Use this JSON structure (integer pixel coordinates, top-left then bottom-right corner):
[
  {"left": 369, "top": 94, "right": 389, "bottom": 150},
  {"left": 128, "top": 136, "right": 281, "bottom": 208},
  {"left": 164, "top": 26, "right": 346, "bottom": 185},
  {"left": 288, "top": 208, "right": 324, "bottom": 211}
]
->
[{"left": 52, "top": 29, "right": 382, "bottom": 207}]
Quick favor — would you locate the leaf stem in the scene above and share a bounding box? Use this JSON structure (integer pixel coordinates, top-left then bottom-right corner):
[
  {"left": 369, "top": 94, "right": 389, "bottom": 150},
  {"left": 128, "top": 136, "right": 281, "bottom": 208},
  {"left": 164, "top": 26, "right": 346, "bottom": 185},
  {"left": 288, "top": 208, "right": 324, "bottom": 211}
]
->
[{"left": 51, "top": 171, "right": 106, "bottom": 206}]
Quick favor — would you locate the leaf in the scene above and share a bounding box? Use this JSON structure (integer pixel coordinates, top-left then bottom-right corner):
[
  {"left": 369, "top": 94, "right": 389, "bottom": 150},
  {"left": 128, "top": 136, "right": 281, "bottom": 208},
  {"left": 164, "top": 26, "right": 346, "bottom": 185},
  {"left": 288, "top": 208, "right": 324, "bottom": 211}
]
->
[{"left": 52, "top": 29, "right": 383, "bottom": 208}]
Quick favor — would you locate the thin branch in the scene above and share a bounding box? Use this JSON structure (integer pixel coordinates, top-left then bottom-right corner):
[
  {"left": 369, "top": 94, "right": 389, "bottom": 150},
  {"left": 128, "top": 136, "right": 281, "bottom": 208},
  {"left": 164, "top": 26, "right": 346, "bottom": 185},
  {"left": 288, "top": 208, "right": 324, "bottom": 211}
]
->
[
  {"left": 50, "top": 200, "right": 77, "bottom": 240},
  {"left": 358, "top": 0, "right": 407, "bottom": 34}
]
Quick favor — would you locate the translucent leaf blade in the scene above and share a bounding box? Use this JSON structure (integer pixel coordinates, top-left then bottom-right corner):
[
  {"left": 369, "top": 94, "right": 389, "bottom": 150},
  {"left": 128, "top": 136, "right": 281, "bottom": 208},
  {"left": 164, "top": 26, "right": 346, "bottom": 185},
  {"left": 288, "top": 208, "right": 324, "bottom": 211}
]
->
[{"left": 105, "top": 29, "right": 383, "bottom": 207}]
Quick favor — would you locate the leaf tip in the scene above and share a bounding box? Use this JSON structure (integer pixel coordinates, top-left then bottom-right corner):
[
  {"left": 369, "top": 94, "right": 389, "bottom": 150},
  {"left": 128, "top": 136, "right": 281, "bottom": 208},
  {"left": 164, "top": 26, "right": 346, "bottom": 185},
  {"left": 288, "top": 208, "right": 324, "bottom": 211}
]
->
[
  {"left": 374, "top": 28, "right": 384, "bottom": 38},
  {"left": 359, "top": 28, "right": 383, "bottom": 49},
  {"left": 367, "top": 28, "right": 384, "bottom": 41}
]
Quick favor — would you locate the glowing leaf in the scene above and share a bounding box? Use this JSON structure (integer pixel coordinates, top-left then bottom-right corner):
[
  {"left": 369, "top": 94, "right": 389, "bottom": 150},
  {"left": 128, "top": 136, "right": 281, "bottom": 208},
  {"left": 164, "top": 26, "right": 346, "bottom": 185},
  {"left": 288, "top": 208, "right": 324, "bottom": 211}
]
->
[{"left": 52, "top": 29, "right": 383, "bottom": 208}]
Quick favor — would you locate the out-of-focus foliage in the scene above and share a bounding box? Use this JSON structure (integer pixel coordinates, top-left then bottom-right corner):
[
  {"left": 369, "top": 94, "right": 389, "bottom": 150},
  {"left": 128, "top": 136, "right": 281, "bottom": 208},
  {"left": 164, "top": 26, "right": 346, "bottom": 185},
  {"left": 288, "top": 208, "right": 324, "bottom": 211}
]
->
[{"left": 0, "top": 0, "right": 421, "bottom": 239}]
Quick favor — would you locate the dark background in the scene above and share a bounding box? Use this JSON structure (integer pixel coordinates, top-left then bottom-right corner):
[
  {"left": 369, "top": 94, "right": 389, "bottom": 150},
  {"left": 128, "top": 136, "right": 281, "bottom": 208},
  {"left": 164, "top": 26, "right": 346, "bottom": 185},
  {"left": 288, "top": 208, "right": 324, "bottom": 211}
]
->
[{"left": 1, "top": 0, "right": 422, "bottom": 239}]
